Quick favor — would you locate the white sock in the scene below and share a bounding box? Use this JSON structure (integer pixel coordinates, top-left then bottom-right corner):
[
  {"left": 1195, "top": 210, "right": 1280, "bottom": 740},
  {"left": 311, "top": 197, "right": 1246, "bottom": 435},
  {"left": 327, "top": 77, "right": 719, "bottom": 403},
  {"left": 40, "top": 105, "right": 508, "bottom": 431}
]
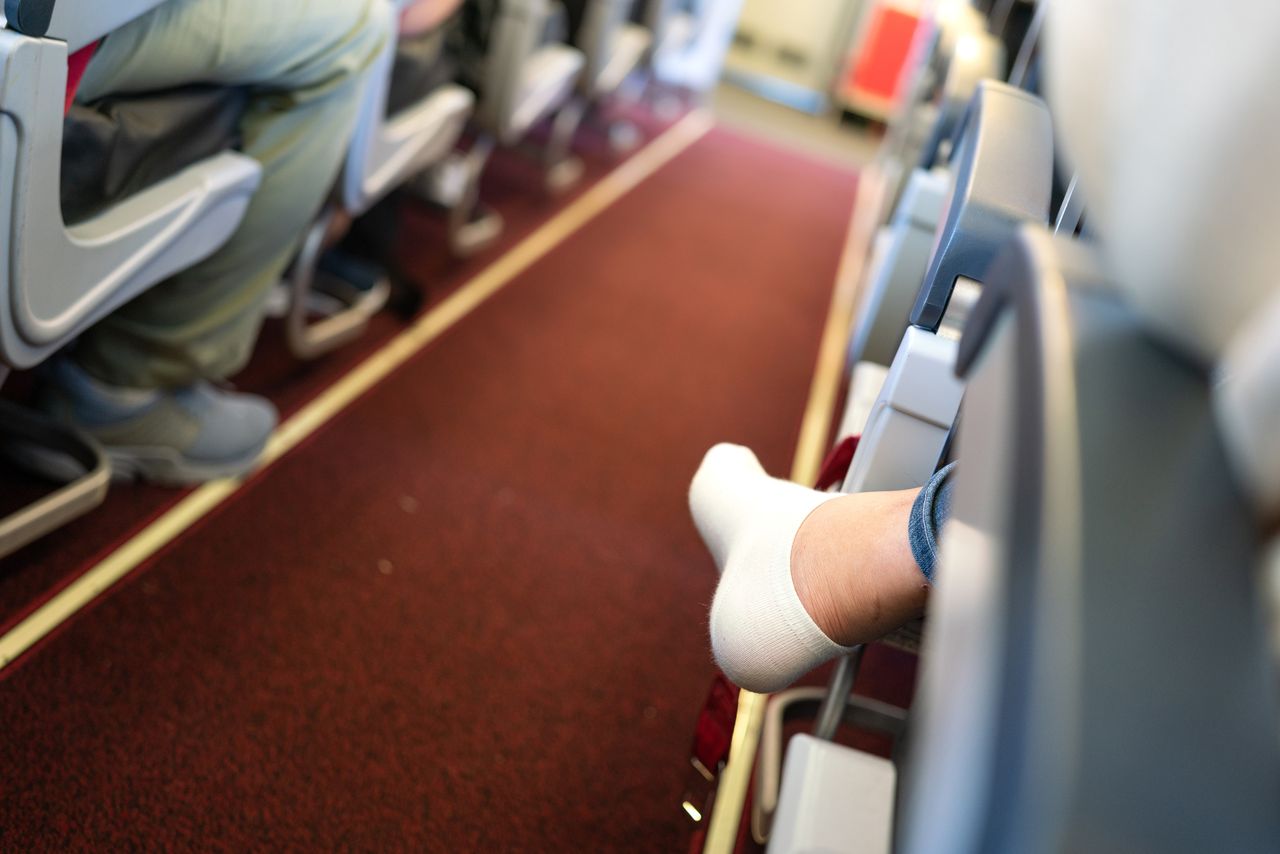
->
[{"left": 688, "top": 443, "right": 856, "bottom": 693}]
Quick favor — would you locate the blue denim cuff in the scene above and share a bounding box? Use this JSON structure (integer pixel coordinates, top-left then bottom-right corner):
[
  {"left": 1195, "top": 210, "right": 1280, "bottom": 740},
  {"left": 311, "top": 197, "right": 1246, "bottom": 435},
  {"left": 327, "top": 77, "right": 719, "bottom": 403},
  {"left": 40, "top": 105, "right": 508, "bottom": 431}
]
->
[{"left": 907, "top": 462, "right": 957, "bottom": 583}]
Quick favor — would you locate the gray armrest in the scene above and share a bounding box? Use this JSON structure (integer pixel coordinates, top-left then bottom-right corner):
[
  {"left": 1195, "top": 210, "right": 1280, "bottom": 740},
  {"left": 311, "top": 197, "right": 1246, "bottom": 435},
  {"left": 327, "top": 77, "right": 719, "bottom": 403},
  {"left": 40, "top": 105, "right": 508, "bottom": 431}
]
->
[
  {"left": 909, "top": 81, "right": 1052, "bottom": 332},
  {"left": 6, "top": 0, "right": 170, "bottom": 51},
  {"left": 0, "top": 30, "right": 261, "bottom": 368}
]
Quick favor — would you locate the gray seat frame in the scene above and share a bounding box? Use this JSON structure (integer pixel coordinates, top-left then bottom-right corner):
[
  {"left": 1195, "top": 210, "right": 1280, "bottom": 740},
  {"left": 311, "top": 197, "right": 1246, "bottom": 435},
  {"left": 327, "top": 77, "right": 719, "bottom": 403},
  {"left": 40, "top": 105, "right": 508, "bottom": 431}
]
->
[
  {"left": 899, "top": 226, "right": 1280, "bottom": 853},
  {"left": 841, "top": 80, "right": 1052, "bottom": 494}
]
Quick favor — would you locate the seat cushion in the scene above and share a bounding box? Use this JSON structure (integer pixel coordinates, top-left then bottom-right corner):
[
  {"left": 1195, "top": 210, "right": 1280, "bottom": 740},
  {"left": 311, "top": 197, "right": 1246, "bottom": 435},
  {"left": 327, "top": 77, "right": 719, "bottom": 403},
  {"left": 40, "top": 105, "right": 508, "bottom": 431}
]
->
[
  {"left": 387, "top": 28, "right": 461, "bottom": 118},
  {"left": 61, "top": 85, "right": 248, "bottom": 225}
]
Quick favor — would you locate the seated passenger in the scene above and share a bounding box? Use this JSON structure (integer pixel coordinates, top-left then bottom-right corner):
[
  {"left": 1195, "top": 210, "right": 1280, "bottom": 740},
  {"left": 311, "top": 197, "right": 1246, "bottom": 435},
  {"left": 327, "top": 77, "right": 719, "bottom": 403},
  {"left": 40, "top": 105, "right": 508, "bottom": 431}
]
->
[
  {"left": 35, "top": 0, "right": 392, "bottom": 484},
  {"left": 689, "top": 444, "right": 951, "bottom": 693}
]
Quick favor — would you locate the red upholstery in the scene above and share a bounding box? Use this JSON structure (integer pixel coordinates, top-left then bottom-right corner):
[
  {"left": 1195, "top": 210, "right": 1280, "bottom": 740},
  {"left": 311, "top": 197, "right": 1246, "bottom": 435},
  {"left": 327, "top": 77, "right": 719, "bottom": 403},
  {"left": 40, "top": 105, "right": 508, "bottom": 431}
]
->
[{"left": 65, "top": 41, "right": 101, "bottom": 113}]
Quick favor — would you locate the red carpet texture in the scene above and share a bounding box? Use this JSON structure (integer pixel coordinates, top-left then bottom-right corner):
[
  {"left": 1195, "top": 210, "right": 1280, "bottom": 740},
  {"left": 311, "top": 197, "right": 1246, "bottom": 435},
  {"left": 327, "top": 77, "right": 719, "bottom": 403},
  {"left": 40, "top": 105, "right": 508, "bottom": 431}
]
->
[
  {"left": 0, "top": 109, "right": 672, "bottom": 635},
  {"left": 0, "top": 127, "right": 858, "bottom": 851}
]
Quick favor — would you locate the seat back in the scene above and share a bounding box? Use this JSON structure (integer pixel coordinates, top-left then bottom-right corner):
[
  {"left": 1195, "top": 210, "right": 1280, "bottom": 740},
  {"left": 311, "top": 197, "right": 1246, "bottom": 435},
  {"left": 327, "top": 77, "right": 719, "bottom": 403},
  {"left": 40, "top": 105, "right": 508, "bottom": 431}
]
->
[
  {"left": 339, "top": 2, "right": 474, "bottom": 215},
  {"left": 910, "top": 80, "right": 1053, "bottom": 333},
  {"left": 893, "top": 2, "right": 1280, "bottom": 847},
  {"left": 570, "top": 0, "right": 651, "bottom": 99},
  {"left": 568, "top": 0, "right": 626, "bottom": 83},
  {"left": 897, "top": 226, "right": 1280, "bottom": 854},
  {"left": 477, "top": 0, "right": 584, "bottom": 144},
  {"left": 846, "top": 167, "right": 949, "bottom": 368}
]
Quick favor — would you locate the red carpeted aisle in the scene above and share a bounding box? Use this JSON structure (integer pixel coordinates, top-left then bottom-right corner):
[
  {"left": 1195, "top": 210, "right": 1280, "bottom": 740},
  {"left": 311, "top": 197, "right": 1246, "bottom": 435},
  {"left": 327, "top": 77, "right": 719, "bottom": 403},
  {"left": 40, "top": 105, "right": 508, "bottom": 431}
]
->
[
  {"left": 0, "top": 126, "right": 857, "bottom": 851},
  {"left": 0, "top": 116, "right": 664, "bottom": 633}
]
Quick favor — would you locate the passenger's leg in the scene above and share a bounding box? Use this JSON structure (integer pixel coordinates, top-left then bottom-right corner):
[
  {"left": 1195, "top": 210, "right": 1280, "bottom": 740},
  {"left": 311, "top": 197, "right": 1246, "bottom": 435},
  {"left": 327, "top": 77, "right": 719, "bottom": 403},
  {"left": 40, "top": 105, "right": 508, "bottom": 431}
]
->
[
  {"left": 72, "top": 0, "right": 391, "bottom": 386},
  {"left": 688, "top": 444, "right": 940, "bottom": 692},
  {"left": 37, "top": 0, "right": 391, "bottom": 483}
]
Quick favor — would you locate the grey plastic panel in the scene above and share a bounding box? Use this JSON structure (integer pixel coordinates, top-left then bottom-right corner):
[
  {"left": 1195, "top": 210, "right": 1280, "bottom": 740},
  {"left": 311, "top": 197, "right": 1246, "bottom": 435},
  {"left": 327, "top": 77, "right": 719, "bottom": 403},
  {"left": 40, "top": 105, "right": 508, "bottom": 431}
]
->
[
  {"left": 901, "top": 226, "right": 1280, "bottom": 854},
  {"left": 910, "top": 80, "right": 1053, "bottom": 332},
  {"left": 754, "top": 678, "right": 907, "bottom": 847},
  {"left": 0, "top": 31, "right": 261, "bottom": 368}
]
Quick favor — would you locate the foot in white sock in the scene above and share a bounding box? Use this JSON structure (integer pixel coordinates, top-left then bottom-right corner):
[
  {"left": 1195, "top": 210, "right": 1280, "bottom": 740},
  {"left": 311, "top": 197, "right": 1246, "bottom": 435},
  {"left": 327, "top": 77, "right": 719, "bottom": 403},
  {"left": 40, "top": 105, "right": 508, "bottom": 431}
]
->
[{"left": 688, "top": 443, "right": 855, "bottom": 693}]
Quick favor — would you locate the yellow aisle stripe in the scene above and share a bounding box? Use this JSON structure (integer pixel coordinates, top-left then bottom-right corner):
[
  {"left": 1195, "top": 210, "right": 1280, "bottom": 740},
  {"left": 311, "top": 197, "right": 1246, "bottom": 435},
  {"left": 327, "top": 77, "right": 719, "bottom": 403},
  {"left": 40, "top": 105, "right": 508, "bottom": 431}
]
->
[
  {"left": 0, "top": 110, "right": 715, "bottom": 671},
  {"left": 701, "top": 165, "right": 875, "bottom": 853}
]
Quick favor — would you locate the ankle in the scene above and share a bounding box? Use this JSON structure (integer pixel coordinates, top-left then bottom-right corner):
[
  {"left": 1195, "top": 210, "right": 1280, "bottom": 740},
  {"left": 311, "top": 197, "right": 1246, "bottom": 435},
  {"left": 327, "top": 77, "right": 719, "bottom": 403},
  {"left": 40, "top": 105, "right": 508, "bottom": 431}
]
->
[{"left": 790, "top": 490, "right": 928, "bottom": 646}]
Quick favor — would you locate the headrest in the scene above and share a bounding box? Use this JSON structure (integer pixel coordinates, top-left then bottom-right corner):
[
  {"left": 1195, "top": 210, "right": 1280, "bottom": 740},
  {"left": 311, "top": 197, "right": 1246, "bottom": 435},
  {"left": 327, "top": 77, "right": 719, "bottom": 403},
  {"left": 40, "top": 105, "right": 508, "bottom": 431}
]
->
[{"left": 1045, "top": 0, "right": 1280, "bottom": 367}]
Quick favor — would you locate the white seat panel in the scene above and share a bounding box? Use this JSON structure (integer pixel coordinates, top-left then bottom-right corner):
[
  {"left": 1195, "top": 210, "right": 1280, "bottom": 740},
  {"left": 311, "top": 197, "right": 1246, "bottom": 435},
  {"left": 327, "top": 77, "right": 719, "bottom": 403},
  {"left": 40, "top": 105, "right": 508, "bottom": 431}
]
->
[{"left": 505, "top": 44, "right": 585, "bottom": 142}]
